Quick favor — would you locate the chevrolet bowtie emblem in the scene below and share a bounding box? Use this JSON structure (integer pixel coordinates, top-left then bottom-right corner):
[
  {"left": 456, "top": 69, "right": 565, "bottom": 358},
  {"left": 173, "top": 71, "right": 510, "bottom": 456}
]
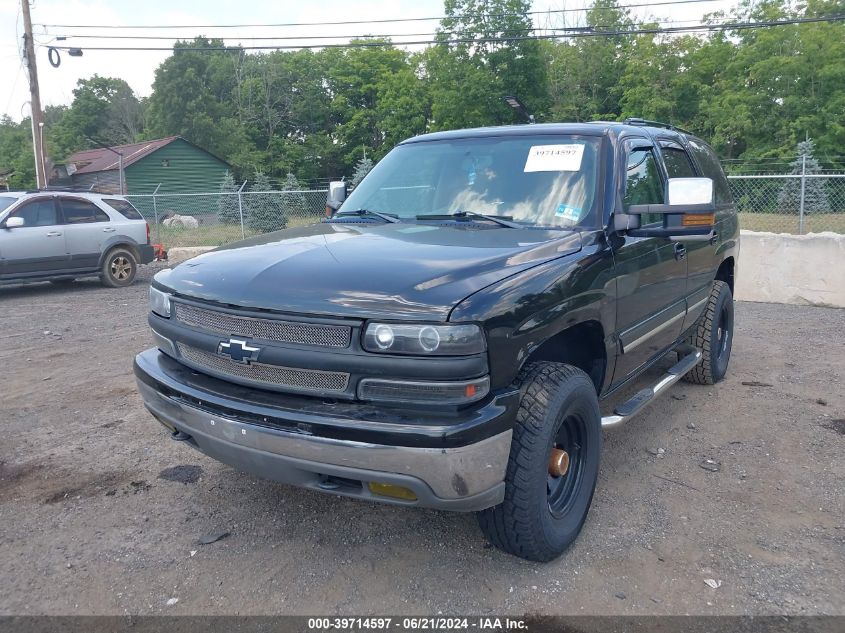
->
[{"left": 217, "top": 338, "right": 261, "bottom": 364}]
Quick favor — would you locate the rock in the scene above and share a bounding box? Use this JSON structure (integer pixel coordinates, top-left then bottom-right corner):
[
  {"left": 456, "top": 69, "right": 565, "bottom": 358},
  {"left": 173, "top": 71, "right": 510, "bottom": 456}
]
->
[
  {"left": 741, "top": 381, "right": 773, "bottom": 387},
  {"left": 198, "top": 531, "right": 231, "bottom": 545},
  {"left": 699, "top": 458, "right": 721, "bottom": 472},
  {"left": 162, "top": 214, "right": 200, "bottom": 229},
  {"left": 703, "top": 579, "right": 722, "bottom": 589},
  {"left": 166, "top": 597, "right": 179, "bottom": 606},
  {"left": 687, "top": 422, "right": 696, "bottom": 430},
  {"left": 816, "top": 398, "right": 827, "bottom": 406},
  {"left": 671, "top": 394, "right": 687, "bottom": 401},
  {"left": 615, "top": 592, "right": 626, "bottom": 600}
]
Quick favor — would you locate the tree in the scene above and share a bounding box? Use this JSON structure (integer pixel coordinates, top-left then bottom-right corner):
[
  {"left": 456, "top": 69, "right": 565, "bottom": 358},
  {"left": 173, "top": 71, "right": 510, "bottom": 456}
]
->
[
  {"left": 351, "top": 155, "right": 374, "bottom": 187},
  {"left": 246, "top": 171, "right": 285, "bottom": 232},
  {"left": 0, "top": 116, "right": 36, "bottom": 189},
  {"left": 279, "top": 173, "right": 306, "bottom": 223},
  {"left": 216, "top": 170, "right": 241, "bottom": 225},
  {"left": 49, "top": 76, "right": 144, "bottom": 159},
  {"left": 777, "top": 139, "right": 830, "bottom": 214}
]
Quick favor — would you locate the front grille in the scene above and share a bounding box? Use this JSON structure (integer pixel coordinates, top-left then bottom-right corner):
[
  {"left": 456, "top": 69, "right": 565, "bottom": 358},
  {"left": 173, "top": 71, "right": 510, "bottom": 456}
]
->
[
  {"left": 173, "top": 302, "right": 351, "bottom": 348},
  {"left": 176, "top": 343, "right": 350, "bottom": 394}
]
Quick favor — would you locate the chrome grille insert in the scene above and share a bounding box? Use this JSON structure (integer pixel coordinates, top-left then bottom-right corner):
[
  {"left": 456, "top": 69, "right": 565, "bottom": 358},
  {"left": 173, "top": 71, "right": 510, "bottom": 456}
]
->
[
  {"left": 173, "top": 302, "right": 351, "bottom": 348},
  {"left": 176, "top": 343, "right": 350, "bottom": 394}
]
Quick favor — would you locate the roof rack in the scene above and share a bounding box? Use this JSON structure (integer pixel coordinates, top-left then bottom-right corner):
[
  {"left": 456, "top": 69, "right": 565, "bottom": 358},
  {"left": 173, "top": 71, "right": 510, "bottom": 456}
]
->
[
  {"left": 623, "top": 117, "right": 695, "bottom": 136},
  {"left": 23, "top": 185, "right": 109, "bottom": 194}
]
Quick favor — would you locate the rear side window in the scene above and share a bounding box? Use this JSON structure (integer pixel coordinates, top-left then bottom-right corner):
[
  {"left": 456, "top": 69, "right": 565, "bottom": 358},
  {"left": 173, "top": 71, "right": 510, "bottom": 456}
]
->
[
  {"left": 60, "top": 198, "right": 110, "bottom": 224},
  {"left": 10, "top": 199, "right": 58, "bottom": 227},
  {"left": 686, "top": 138, "right": 732, "bottom": 205},
  {"left": 661, "top": 146, "right": 697, "bottom": 179},
  {"left": 102, "top": 198, "right": 143, "bottom": 220},
  {"left": 0, "top": 197, "right": 17, "bottom": 213}
]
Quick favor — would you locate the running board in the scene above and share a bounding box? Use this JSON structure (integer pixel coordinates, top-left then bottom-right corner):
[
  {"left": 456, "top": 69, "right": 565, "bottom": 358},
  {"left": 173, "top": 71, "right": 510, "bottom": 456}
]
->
[{"left": 601, "top": 344, "right": 703, "bottom": 429}]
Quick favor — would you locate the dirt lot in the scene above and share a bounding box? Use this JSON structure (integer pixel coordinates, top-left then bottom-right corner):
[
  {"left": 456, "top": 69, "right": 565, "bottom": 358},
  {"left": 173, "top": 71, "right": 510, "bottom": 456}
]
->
[{"left": 0, "top": 265, "right": 842, "bottom": 616}]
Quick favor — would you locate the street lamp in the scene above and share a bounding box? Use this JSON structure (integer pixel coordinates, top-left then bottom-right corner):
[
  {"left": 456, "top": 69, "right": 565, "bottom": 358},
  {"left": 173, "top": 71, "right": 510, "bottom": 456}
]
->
[{"left": 503, "top": 95, "right": 535, "bottom": 124}]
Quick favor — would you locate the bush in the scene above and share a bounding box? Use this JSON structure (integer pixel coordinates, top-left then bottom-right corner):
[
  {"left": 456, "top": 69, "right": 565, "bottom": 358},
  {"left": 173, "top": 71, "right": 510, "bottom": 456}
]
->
[{"left": 246, "top": 171, "right": 287, "bottom": 233}]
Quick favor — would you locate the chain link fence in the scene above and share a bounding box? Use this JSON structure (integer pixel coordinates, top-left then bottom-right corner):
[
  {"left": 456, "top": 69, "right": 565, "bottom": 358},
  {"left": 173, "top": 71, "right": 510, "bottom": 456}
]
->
[
  {"left": 728, "top": 174, "right": 845, "bottom": 234},
  {"left": 123, "top": 174, "right": 845, "bottom": 251},
  {"left": 126, "top": 189, "right": 329, "bottom": 248}
]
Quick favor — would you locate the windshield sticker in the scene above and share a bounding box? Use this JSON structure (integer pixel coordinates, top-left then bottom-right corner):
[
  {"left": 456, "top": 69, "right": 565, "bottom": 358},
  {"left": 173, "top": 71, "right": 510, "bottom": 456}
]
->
[
  {"left": 524, "top": 144, "right": 584, "bottom": 172},
  {"left": 555, "top": 204, "right": 582, "bottom": 222}
]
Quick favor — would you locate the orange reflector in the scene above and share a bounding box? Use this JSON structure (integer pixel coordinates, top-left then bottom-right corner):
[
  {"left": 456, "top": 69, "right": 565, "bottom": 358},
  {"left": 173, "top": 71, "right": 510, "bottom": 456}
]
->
[
  {"left": 682, "top": 213, "right": 715, "bottom": 227},
  {"left": 368, "top": 482, "right": 418, "bottom": 501},
  {"left": 465, "top": 384, "right": 478, "bottom": 398}
]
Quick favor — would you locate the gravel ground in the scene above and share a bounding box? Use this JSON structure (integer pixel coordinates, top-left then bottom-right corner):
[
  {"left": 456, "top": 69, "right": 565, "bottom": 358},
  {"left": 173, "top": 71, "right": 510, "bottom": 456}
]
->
[{"left": 0, "top": 266, "right": 843, "bottom": 616}]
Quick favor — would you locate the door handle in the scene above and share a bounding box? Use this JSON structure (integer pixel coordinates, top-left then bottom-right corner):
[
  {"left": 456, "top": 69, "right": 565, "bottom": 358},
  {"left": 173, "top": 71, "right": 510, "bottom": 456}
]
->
[
  {"left": 102, "top": 227, "right": 116, "bottom": 233},
  {"left": 709, "top": 231, "right": 718, "bottom": 245},
  {"left": 46, "top": 231, "right": 62, "bottom": 237},
  {"left": 673, "top": 243, "right": 687, "bottom": 261}
]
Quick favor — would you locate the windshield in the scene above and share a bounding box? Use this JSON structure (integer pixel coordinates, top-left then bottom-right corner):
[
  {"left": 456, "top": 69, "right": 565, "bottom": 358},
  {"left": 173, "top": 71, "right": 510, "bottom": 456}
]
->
[
  {"left": 340, "top": 134, "right": 601, "bottom": 228},
  {"left": 0, "top": 197, "right": 17, "bottom": 214}
]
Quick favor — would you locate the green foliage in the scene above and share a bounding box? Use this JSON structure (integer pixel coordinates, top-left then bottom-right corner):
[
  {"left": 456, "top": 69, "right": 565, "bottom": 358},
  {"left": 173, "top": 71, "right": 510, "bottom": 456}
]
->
[
  {"left": 280, "top": 172, "right": 308, "bottom": 220},
  {"left": 778, "top": 139, "right": 830, "bottom": 213},
  {"left": 216, "top": 170, "right": 241, "bottom": 224},
  {"left": 246, "top": 171, "right": 286, "bottom": 232},
  {"left": 0, "top": 116, "right": 36, "bottom": 189}
]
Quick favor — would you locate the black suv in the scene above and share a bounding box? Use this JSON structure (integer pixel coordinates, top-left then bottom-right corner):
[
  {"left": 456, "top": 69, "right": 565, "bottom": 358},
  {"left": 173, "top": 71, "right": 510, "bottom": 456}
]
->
[{"left": 134, "top": 121, "right": 738, "bottom": 561}]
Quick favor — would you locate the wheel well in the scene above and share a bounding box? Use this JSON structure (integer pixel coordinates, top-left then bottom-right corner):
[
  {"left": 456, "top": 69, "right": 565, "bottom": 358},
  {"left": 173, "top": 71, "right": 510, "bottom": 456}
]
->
[
  {"left": 102, "top": 243, "right": 139, "bottom": 265},
  {"left": 716, "top": 257, "right": 735, "bottom": 294},
  {"left": 523, "top": 321, "right": 606, "bottom": 394}
]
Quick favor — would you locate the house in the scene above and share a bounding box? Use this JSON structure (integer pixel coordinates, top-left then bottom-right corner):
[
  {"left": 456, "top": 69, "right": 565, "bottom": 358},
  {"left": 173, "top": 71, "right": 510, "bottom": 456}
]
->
[{"left": 60, "top": 136, "right": 230, "bottom": 195}]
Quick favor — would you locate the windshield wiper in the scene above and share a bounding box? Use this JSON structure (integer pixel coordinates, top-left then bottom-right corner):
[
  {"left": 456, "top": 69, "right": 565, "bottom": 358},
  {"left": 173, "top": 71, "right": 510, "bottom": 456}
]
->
[
  {"left": 416, "top": 211, "right": 523, "bottom": 229},
  {"left": 333, "top": 208, "right": 400, "bottom": 223}
]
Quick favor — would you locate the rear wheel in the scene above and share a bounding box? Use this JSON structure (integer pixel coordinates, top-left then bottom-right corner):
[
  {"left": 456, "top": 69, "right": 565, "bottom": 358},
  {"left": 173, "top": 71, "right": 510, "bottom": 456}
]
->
[
  {"left": 477, "top": 362, "right": 601, "bottom": 562},
  {"left": 100, "top": 248, "right": 137, "bottom": 288},
  {"left": 683, "top": 280, "right": 734, "bottom": 385}
]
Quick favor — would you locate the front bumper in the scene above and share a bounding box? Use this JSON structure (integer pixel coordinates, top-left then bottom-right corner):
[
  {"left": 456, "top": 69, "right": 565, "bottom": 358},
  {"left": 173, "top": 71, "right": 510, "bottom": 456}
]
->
[{"left": 134, "top": 349, "right": 515, "bottom": 511}]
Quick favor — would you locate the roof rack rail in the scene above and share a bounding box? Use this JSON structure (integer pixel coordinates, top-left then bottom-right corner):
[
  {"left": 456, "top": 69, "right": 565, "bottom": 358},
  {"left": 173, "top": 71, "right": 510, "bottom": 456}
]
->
[
  {"left": 23, "top": 185, "right": 109, "bottom": 194},
  {"left": 623, "top": 117, "right": 695, "bottom": 136}
]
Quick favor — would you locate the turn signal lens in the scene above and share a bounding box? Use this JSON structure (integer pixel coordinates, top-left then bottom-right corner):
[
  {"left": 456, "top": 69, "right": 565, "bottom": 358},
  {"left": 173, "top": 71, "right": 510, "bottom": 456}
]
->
[
  {"left": 682, "top": 213, "right": 715, "bottom": 227},
  {"left": 358, "top": 376, "right": 490, "bottom": 405},
  {"left": 368, "top": 482, "right": 418, "bottom": 501}
]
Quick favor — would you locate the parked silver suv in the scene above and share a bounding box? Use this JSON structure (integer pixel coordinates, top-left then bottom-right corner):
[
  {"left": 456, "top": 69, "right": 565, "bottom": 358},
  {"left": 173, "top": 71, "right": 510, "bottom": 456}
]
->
[{"left": 0, "top": 189, "right": 154, "bottom": 287}]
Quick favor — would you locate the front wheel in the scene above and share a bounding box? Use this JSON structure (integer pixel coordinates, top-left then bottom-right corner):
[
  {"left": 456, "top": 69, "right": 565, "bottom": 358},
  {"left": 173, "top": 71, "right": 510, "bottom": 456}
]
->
[
  {"left": 100, "top": 248, "right": 137, "bottom": 288},
  {"left": 477, "top": 362, "right": 601, "bottom": 562},
  {"left": 683, "top": 280, "right": 734, "bottom": 385}
]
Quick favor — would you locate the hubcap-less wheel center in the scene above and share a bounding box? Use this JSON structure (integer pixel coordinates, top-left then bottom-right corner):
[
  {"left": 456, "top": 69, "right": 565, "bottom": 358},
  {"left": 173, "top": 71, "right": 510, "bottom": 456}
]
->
[{"left": 548, "top": 447, "right": 570, "bottom": 477}]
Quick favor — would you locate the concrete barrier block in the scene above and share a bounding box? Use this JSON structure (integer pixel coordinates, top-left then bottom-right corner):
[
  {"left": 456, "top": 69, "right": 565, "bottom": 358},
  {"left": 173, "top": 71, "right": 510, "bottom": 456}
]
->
[
  {"left": 736, "top": 230, "right": 845, "bottom": 308},
  {"left": 167, "top": 246, "right": 216, "bottom": 265}
]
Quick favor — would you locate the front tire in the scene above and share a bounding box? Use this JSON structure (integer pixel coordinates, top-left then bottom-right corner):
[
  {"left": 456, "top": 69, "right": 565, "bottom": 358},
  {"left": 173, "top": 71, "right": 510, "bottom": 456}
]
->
[
  {"left": 100, "top": 248, "right": 137, "bottom": 288},
  {"left": 683, "top": 280, "right": 734, "bottom": 385},
  {"left": 477, "top": 362, "right": 601, "bottom": 562}
]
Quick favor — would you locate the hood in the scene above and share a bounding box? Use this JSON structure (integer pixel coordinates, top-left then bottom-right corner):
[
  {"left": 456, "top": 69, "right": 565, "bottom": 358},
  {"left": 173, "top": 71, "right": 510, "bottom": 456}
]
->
[{"left": 156, "top": 222, "right": 583, "bottom": 321}]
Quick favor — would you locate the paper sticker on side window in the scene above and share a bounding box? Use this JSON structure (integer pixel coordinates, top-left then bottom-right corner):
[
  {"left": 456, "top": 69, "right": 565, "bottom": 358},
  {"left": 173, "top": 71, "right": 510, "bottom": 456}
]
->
[{"left": 524, "top": 144, "right": 584, "bottom": 172}]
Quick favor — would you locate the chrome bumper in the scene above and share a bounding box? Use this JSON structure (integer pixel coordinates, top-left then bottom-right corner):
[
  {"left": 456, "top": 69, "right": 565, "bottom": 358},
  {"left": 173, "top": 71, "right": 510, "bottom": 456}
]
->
[{"left": 136, "top": 379, "right": 510, "bottom": 511}]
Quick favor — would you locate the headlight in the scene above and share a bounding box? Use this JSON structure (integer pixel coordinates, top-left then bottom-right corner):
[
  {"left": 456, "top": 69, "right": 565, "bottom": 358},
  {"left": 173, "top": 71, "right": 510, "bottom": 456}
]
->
[
  {"left": 362, "top": 323, "right": 485, "bottom": 355},
  {"left": 149, "top": 286, "right": 171, "bottom": 317}
]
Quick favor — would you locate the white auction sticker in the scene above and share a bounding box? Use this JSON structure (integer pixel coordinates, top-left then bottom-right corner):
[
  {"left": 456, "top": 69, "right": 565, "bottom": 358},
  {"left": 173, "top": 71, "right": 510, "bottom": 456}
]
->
[{"left": 524, "top": 144, "right": 584, "bottom": 172}]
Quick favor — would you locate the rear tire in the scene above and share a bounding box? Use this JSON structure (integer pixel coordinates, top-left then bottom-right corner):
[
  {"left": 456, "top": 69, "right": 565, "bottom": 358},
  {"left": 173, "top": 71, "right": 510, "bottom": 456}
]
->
[
  {"left": 100, "top": 248, "right": 137, "bottom": 288},
  {"left": 477, "top": 362, "right": 601, "bottom": 562},
  {"left": 683, "top": 280, "right": 734, "bottom": 385}
]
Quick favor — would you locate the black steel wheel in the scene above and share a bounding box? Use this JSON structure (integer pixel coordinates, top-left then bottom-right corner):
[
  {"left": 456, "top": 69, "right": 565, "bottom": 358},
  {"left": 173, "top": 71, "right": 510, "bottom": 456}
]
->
[{"left": 477, "top": 362, "right": 601, "bottom": 562}]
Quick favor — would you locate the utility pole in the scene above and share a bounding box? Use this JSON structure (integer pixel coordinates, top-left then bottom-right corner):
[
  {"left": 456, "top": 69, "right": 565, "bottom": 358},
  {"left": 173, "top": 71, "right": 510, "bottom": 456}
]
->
[{"left": 21, "top": 0, "right": 46, "bottom": 188}]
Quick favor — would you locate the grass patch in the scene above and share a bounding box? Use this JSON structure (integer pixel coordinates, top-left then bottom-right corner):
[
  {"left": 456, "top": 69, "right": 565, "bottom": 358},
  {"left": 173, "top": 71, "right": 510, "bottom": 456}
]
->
[
  {"left": 151, "top": 215, "right": 324, "bottom": 248},
  {"left": 739, "top": 212, "right": 845, "bottom": 234}
]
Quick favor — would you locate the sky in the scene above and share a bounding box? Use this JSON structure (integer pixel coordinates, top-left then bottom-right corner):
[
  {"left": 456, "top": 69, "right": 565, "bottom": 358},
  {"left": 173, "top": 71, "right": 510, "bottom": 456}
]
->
[{"left": 1, "top": 0, "right": 738, "bottom": 122}]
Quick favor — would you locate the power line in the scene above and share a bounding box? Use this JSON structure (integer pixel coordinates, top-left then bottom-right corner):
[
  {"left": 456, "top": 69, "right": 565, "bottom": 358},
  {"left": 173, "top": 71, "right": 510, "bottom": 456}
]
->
[
  {"left": 34, "top": 0, "right": 724, "bottom": 30},
  {"left": 44, "top": 16, "right": 746, "bottom": 43},
  {"left": 45, "top": 15, "right": 845, "bottom": 52}
]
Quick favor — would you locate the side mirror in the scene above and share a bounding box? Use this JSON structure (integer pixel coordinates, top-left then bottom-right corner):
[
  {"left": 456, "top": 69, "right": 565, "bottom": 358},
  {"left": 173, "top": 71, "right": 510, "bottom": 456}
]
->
[
  {"left": 622, "top": 177, "right": 715, "bottom": 240},
  {"left": 4, "top": 216, "right": 24, "bottom": 229},
  {"left": 326, "top": 181, "right": 347, "bottom": 215}
]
